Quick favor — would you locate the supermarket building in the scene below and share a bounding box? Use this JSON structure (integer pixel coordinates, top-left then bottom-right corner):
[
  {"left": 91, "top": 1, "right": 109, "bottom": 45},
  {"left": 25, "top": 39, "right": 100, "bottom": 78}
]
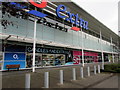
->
[{"left": 0, "top": 1, "right": 119, "bottom": 71}]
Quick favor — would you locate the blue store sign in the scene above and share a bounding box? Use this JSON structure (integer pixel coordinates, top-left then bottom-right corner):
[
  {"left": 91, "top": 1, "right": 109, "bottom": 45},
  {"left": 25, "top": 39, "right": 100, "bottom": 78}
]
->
[
  {"left": 56, "top": 5, "right": 88, "bottom": 30},
  {"left": 4, "top": 53, "right": 26, "bottom": 61},
  {"left": 3, "top": 53, "right": 26, "bottom": 70}
]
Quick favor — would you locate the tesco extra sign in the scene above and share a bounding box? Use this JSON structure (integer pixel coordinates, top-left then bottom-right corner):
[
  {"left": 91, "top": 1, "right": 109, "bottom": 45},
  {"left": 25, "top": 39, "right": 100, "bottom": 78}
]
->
[
  {"left": 28, "top": 1, "right": 88, "bottom": 30},
  {"left": 56, "top": 5, "right": 89, "bottom": 30}
]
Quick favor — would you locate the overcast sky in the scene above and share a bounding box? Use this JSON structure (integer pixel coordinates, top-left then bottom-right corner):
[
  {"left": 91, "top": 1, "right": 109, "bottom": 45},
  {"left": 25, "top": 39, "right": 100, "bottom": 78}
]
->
[{"left": 72, "top": 0, "right": 119, "bottom": 35}]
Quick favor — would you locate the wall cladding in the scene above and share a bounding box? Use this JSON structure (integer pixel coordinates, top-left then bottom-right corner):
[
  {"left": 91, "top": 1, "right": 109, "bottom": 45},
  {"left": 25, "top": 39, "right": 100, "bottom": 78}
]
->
[{"left": 1, "top": 15, "right": 113, "bottom": 52}]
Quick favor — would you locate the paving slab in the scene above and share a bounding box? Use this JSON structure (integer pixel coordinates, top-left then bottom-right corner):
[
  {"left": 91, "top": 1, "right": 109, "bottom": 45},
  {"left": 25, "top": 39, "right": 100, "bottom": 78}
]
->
[{"left": 1, "top": 62, "right": 119, "bottom": 89}]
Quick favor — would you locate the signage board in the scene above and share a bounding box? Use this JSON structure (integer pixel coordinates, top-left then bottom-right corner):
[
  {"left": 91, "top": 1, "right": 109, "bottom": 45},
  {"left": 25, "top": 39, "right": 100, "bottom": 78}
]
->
[
  {"left": 5, "top": 1, "right": 89, "bottom": 32},
  {"left": 27, "top": 47, "right": 70, "bottom": 54},
  {"left": 4, "top": 53, "right": 26, "bottom": 61},
  {"left": 73, "top": 51, "right": 98, "bottom": 64},
  {"left": 56, "top": 5, "right": 88, "bottom": 30},
  {"left": 3, "top": 53, "right": 26, "bottom": 70}
]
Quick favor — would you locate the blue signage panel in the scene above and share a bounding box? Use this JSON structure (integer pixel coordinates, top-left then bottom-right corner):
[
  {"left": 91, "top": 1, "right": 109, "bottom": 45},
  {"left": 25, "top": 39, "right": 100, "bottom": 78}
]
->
[
  {"left": 27, "top": 10, "right": 48, "bottom": 18},
  {"left": 4, "top": 53, "right": 26, "bottom": 61},
  {"left": 3, "top": 53, "right": 26, "bottom": 70}
]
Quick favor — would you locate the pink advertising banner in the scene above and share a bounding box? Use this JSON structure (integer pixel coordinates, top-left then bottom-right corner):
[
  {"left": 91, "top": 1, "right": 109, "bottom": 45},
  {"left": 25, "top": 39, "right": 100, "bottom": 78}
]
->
[{"left": 73, "top": 51, "right": 98, "bottom": 64}]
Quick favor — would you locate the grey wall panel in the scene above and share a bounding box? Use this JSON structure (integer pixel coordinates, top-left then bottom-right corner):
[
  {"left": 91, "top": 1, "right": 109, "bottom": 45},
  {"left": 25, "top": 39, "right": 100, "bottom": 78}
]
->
[
  {"left": 64, "top": 30, "right": 73, "bottom": 45},
  {"left": 72, "top": 31, "right": 80, "bottom": 46},
  {"left": 54, "top": 29, "right": 66, "bottom": 43}
]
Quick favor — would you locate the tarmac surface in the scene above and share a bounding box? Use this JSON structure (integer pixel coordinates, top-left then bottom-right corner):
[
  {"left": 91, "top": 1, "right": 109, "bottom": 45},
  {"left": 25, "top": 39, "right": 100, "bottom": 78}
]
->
[{"left": 0, "top": 62, "right": 120, "bottom": 89}]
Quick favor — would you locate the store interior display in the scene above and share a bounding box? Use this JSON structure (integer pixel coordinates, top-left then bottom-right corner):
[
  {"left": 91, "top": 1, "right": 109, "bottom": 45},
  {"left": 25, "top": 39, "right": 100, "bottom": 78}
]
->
[
  {"left": 55, "top": 54, "right": 65, "bottom": 66},
  {"left": 26, "top": 53, "right": 65, "bottom": 67},
  {"left": 42, "top": 54, "right": 55, "bottom": 66},
  {"left": 26, "top": 53, "right": 42, "bottom": 67}
]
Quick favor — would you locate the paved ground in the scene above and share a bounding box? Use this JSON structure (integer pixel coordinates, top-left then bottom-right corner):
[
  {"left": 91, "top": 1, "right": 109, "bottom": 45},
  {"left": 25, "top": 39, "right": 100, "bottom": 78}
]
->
[
  {"left": 91, "top": 74, "right": 119, "bottom": 88},
  {"left": 0, "top": 62, "right": 120, "bottom": 89},
  {"left": 57, "top": 73, "right": 119, "bottom": 88}
]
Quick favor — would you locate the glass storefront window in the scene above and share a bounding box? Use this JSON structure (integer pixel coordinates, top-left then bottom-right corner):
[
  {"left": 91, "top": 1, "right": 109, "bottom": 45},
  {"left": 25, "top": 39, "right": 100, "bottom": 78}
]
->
[
  {"left": 26, "top": 53, "right": 66, "bottom": 67},
  {"left": 26, "top": 53, "right": 42, "bottom": 68},
  {"left": 26, "top": 53, "right": 32, "bottom": 68},
  {"left": 35, "top": 54, "right": 42, "bottom": 67},
  {"left": 42, "top": 54, "right": 55, "bottom": 66},
  {"left": 84, "top": 56, "right": 95, "bottom": 63},
  {"left": 55, "top": 54, "right": 65, "bottom": 66},
  {"left": 42, "top": 54, "right": 65, "bottom": 66},
  {"left": 0, "top": 52, "right": 3, "bottom": 70}
]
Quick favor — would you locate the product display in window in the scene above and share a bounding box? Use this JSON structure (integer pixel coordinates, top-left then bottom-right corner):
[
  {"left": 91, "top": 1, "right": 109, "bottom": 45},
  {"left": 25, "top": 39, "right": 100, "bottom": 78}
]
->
[
  {"left": 55, "top": 54, "right": 65, "bottom": 66},
  {"left": 42, "top": 54, "right": 55, "bottom": 66},
  {"left": 26, "top": 53, "right": 66, "bottom": 67},
  {"left": 26, "top": 54, "right": 32, "bottom": 68},
  {"left": 26, "top": 53, "right": 42, "bottom": 67}
]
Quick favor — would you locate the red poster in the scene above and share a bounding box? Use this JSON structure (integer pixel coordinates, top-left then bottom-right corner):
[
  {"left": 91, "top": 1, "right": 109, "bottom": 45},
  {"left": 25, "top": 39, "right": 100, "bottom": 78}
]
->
[{"left": 73, "top": 51, "right": 98, "bottom": 64}]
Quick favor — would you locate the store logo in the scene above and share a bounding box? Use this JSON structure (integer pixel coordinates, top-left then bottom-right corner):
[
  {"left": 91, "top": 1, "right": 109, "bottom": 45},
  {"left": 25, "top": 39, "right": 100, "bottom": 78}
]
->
[
  {"left": 28, "top": 0, "right": 47, "bottom": 8},
  {"left": 9, "top": 1, "right": 48, "bottom": 18},
  {"left": 27, "top": 0, "right": 48, "bottom": 18},
  {"left": 56, "top": 5, "right": 89, "bottom": 31},
  {"left": 13, "top": 54, "right": 19, "bottom": 60}
]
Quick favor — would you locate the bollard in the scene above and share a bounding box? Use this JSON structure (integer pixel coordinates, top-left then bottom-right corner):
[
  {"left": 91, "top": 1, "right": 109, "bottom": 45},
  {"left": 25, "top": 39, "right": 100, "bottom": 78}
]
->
[
  {"left": 80, "top": 67, "right": 84, "bottom": 78},
  {"left": 60, "top": 70, "right": 63, "bottom": 84},
  {"left": 98, "top": 65, "right": 100, "bottom": 74},
  {"left": 72, "top": 68, "right": 76, "bottom": 80},
  {"left": 87, "top": 66, "right": 90, "bottom": 77},
  {"left": 25, "top": 73, "right": 30, "bottom": 88},
  {"left": 102, "top": 64, "right": 104, "bottom": 70},
  {"left": 94, "top": 65, "right": 96, "bottom": 75},
  {"left": 44, "top": 72, "right": 49, "bottom": 88}
]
